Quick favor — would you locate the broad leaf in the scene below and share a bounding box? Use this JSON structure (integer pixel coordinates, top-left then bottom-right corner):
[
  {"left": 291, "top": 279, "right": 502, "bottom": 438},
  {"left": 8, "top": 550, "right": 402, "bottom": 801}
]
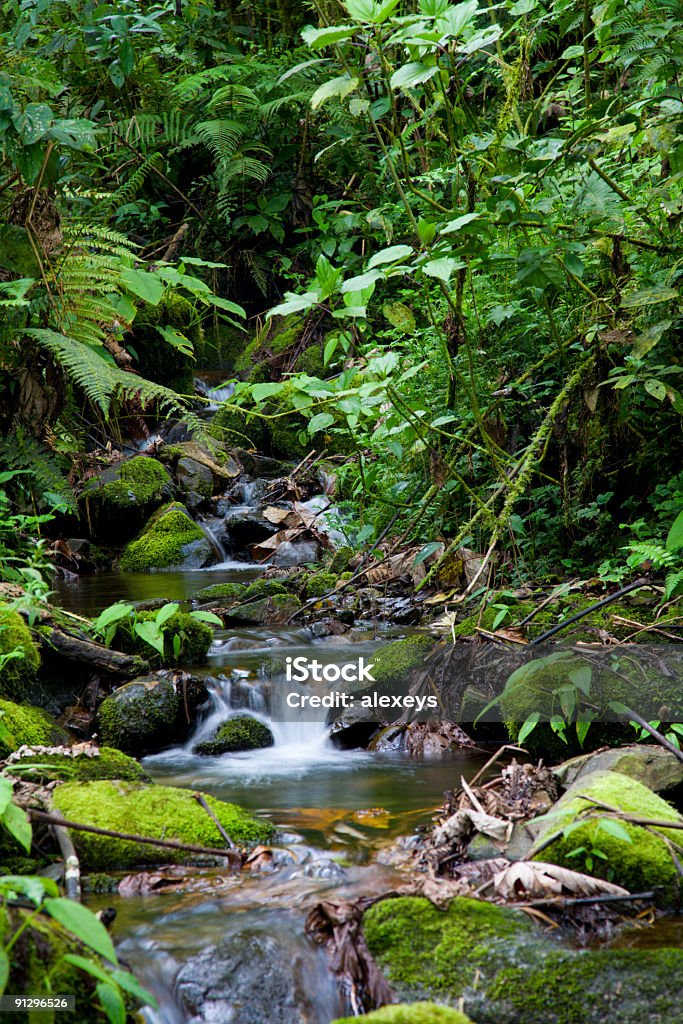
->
[
  {"left": 155, "top": 602, "right": 180, "bottom": 628},
  {"left": 97, "top": 982, "right": 126, "bottom": 1024},
  {"left": 308, "top": 412, "right": 335, "bottom": 434},
  {"left": 368, "top": 245, "right": 413, "bottom": 268},
  {"left": 301, "top": 24, "right": 356, "bottom": 48},
  {"left": 190, "top": 611, "right": 223, "bottom": 625},
  {"left": 121, "top": 268, "right": 164, "bottom": 306},
  {"left": 390, "top": 63, "right": 439, "bottom": 89},
  {"left": 311, "top": 75, "right": 359, "bottom": 110},
  {"left": 44, "top": 898, "right": 118, "bottom": 963},
  {"left": 518, "top": 711, "right": 541, "bottom": 743},
  {"left": 134, "top": 620, "right": 165, "bottom": 658},
  {"left": 666, "top": 509, "right": 683, "bottom": 552},
  {"left": 422, "top": 257, "right": 461, "bottom": 281}
]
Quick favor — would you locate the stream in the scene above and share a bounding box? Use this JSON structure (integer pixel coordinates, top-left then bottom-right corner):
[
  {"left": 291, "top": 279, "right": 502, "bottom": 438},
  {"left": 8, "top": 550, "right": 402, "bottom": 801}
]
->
[{"left": 55, "top": 569, "right": 487, "bottom": 1023}]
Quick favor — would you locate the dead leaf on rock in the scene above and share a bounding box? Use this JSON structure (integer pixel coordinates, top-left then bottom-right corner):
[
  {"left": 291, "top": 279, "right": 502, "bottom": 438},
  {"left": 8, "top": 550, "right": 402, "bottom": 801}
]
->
[{"left": 492, "top": 861, "right": 629, "bottom": 901}]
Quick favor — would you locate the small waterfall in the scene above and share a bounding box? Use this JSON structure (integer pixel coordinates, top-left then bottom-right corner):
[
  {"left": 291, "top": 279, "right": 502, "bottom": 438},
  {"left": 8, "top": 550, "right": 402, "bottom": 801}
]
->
[
  {"left": 206, "top": 382, "right": 235, "bottom": 410},
  {"left": 198, "top": 518, "right": 228, "bottom": 562}
]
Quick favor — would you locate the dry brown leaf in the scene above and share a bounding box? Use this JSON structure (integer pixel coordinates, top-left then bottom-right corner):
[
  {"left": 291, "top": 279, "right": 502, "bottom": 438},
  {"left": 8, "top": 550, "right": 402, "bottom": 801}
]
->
[
  {"left": 434, "top": 808, "right": 512, "bottom": 848},
  {"left": 261, "top": 506, "right": 295, "bottom": 526},
  {"left": 492, "top": 861, "right": 629, "bottom": 901}
]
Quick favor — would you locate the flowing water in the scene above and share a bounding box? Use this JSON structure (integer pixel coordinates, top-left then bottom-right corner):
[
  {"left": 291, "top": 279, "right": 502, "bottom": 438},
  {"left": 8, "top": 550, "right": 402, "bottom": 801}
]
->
[{"left": 55, "top": 570, "right": 487, "bottom": 1023}]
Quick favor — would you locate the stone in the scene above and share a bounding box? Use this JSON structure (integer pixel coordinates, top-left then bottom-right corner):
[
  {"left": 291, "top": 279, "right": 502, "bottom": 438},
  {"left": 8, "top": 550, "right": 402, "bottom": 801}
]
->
[
  {"left": 0, "top": 604, "right": 40, "bottom": 702},
  {"left": 119, "top": 502, "right": 213, "bottom": 571},
  {"left": 176, "top": 457, "right": 214, "bottom": 501},
  {"left": 79, "top": 456, "right": 171, "bottom": 540},
  {"left": 0, "top": 698, "right": 70, "bottom": 757},
  {"left": 97, "top": 673, "right": 208, "bottom": 754},
  {"left": 554, "top": 744, "right": 683, "bottom": 793},
  {"left": 193, "top": 715, "right": 274, "bottom": 756}
]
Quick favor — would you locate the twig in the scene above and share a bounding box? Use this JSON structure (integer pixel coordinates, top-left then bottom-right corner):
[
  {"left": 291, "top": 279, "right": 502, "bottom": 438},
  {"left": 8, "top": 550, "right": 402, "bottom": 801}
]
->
[
  {"left": 609, "top": 706, "right": 683, "bottom": 765},
  {"left": 459, "top": 775, "right": 486, "bottom": 815},
  {"left": 51, "top": 821, "right": 81, "bottom": 902},
  {"left": 468, "top": 744, "right": 526, "bottom": 789},
  {"left": 510, "top": 891, "right": 655, "bottom": 910},
  {"left": 529, "top": 577, "right": 651, "bottom": 645},
  {"left": 29, "top": 810, "right": 241, "bottom": 863},
  {"left": 192, "top": 793, "right": 237, "bottom": 851}
]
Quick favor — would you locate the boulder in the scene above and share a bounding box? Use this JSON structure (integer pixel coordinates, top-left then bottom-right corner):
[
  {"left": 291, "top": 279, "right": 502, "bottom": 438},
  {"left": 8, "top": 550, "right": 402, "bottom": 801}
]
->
[
  {"left": 223, "top": 594, "right": 301, "bottom": 625},
  {"left": 5, "top": 746, "right": 150, "bottom": 783},
  {"left": 79, "top": 456, "right": 171, "bottom": 540},
  {"left": 0, "top": 698, "right": 70, "bottom": 757},
  {"left": 196, "top": 579, "right": 301, "bottom": 625},
  {"left": 370, "top": 635, "right": 435, "bottom": 685},
  {"left": 363, "top": 895, "right": 683, "bottom": 1024},
  {"left": 531, "top": 770, "right": 683, "bottom": 904},
  {"left": 97, "top": 674, "right": 209, "bottom": 754},
  {"left": 113, "top": 611, "right": 213, "bottom": 666},
  {"left": 193, "top": 715, "right": 274, "bottom": 756},
  {"left": 119, "top": 502, "right": 213, "bottom": 571},
  {"left": 176, "top": 457, "right": 214, "bottom": 510},
  {"left": 554, "top": 744, "right": 683, "bottom": 793},
  {"left": 0, "top": 605, "right": 40, "bottom": 702},
  {"left": 52, "top": 780, "right": 274, "bottom": 869}
]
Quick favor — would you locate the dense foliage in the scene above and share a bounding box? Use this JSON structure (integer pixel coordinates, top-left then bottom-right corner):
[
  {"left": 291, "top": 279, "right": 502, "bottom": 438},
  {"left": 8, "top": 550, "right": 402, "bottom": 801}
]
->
[{"left": 1, "top": 0, "right": 682, "bottom": 585}]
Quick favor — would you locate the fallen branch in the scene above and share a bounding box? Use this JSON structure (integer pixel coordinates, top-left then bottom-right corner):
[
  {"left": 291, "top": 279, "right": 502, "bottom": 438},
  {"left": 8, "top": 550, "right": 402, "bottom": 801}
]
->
[
  {"left": 192, "top": 792, "right": 236, "bottom": 851},
  {"left": 609, "top": 706, "right": 683, "bottom": 765},
  {"left": 511, "top": 890, "right": 655, "bottom": 910},
  {"left": 43, "top": 628, "right": 148, "bottom": 677},
  {"left": 51, "top": 819, "right": 81, "bottom": 902},
  {"left": 29, "top": 810, "right": 241, "bottom": 864},
  {"left": 529, "top": 577, "right": 651, "bottom": 645}
]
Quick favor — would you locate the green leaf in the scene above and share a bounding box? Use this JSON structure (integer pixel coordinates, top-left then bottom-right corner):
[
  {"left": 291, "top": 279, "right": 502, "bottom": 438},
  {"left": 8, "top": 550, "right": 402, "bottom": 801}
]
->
[
  {"left": 2, "top": 801, "right": 31, "bottom": 853},
  {"left": 252, "top": 382, "right": 285, "bottom": 402},
  {"left": 134, "top": 620, "right": 165, "bottom": 658},
  {"left": 441, "top": 212, "right": 480, "bottom": 234},
  {"left": 645, "top": 379, "right": 666, "bottom": 401},
  {"left": 620, "top": 287, "right": 678, "bottom": 309},
  {"left": 367, "top": 245, "right": 413, "bottom": 268},
  {"left": 311, "top": 75, "right": 359, "bottom": 110},
  {"left": 417, "top": 218, "right": 437, "bottom": 246},
  {"left": 0, "top": 948, "right": 8, "bottom": 996},
  {"left": 92, "top": 603, "right": 134, "bottom": 634},
  {"left": 13, "top": 103, "right": 53, "bottom": 144},
  {"left": 390, "top": 63, "right": 439, "bottom": 90},
  {"left": 44, "top": 898, "right": 118, "bottom": 963},
  {"left": 340, "top": 269, "right": 383, "bottom": 293},
  {"left": 568, "top": 665, "right": 592, "bottom": 695},
  {"left": 121, "top": 268, "right": 164, "bottom": 306},
  {"left": 597, "top": 819, "right": 633, "bottom": 843},
  {"left": 157, "top": 326, "right": 194, "bottom": 357},
  {"left": 308, "top": 412, "right": 335, "bottom": 434},
  {"left": 437, "top": 0, "right": 479, "bottom": 37},
  {"left": 518, "top": 711, "right": 541, "bottom": 744},
  {"left": 413, "top": 541, "right": 442, "bottom": 566},
  {"left": 632, "top": 321, "right": 671, "bottom": 359},
  {"left": 155, "top": 602, "right": 180, "bottom": 628},
  {"left": 97, "top": 982, "right": 126, "bottom": 1024},
  {"left": 666, "top": 509, "right": 683, "bottom": 553},
  {"left": 190, "top": 611, "right": 223, "bottom": 626},
  {"left": 422, "top": 257, "right": 460, "bottom": 282},
  {"left": 301, "top": 24, "right": 356, "bottom": 48},
  {"left": 267, "top": 291, "right": 319, "bottom": 318},
  {"left": 0, "top": 778, "right": 13, "bottom": 816},
  {"left": 383, "top": 302, "right": 415, "bottom": 334}
]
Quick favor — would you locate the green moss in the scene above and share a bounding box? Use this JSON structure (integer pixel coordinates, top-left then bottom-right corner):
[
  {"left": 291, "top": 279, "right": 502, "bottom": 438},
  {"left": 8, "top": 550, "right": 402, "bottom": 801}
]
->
[
  {"left": 209, "top": 405, "right": 268, "bottom": 450},
  {"left": 97, "top": 675, "right": 189, "bottom": 752},
  {"left": 52, "top": 780, "right": 274, "bottom": 869},
  {"left": 0, "top": 905, "right": 116, "bottom": 1023},
  {"left": 293, "top": 343, "right": 325, "bottom": 376},
  {"left": 6, "top": 746, "right": 150, "bottom": 783},
  {"left": 224, "top": 594, "right": 301, "bottom": 624},
  {"left": 370, "top": 635, "right": 435, "bottom": 685},
  {"left": 305, "top": 571, "right": 338, "bottom": 598},
  {"left": 0, "top": 699, "right": 69, "bottom": 756},
  {"left": 328, "top": 545, "right": 355, "bottom": 574},
  {"left": 130, "top": 610, "right": 212, "bottom": 664},
  {"left": 364, "top": 896, "right": 683, "bottom": 1024},
  {"left": 532, "top": 770, "right": 683, "bottom": 904},
  {"left": 80, "top": 456, "right": 169, "bottom": 517},
  {"left": 132, "top": 293, "right": 205, "bottom": 393},
  {"left": 193, "top": 582, "right": 244, "bottom": 603},
  {"left": 451, "top": 605, "right": 499, "bottom": 638},
  {"left": 193, "top": 579, "right": 290, "bottom": 605},
  {"left": 0, "top": 605, "right": 40, "bottom": 702},
  {"left": 333, "top": 1006, "right": 473, "bottom": 1024},
  {"left": 119, "top": 502, "right": 210, "bottom": 572},
  {"left": 194, "top": 715, "right": 274, "bottom": 755},
  {"left": 268, "top": 404, "right": 310, "bottom": 461}
]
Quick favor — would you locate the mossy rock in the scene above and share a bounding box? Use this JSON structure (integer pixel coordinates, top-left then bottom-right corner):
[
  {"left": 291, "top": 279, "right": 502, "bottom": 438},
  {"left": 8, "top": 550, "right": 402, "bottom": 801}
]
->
[
  {"left": 193, "top": 582, "right": 245, "bottom": 603},
  {"left": 98, "top": 673, "right": 208, "bottom": 754},
  {"left": 268, "top": 404, "right": 310, "bottom": 461},
  {"left": 327, "top": 545, "right": 355, "bottom": 574},
  {"left": 223, "top": 594, "right": 301, "bottom": 625},
  {"left": 209, "top": 405, "right": 268, "bottom": 450},
  {"left": 364, "top": 895, "right": 683, "bottom": 1023},
  {"left": 0, "top": 699, "right": 69, "bottom": 757},
  {"left": 119, "top": 502, "right": 212, "bottom": 572},
  {"left": 305, "top": 571, "right": 339, "bottom": 598},
  {"left": 6, "top": 746, "right": 150, "bottom": 783},
  {"left": 52, "top": 780, "right": 274, "bottom": 869},
  {"left": 370, "top": 635, "right": 435, "bottom": 685},
  {"left": 0, "top": 904, "right": 125, "bottom": 1023},
  {"left": 194, "top": 579, "right": 290, "bottom": 605},
  {"left": 115, "top": 610, "right": 213, "bottom": 665},
  {"left": 531, "top": 770, "right": 683, "bottom": 905},
  {"left": 132, "top": 293, "right": 205, "bottom": 393},
  {"left": 193, "top": 715, "right": 274, "bottom": 756},
  {"left": 333, "top": 1006, "right": 473, "bottom": 1024},
  {"left": 233, "top": 314, "right": 303, "bottom": 379},
  {"left": 79, "top": 456, "right": 171, "bottom": 541},
  {"left": 0, "top": 605, "right": 40, "bottom": 702}
]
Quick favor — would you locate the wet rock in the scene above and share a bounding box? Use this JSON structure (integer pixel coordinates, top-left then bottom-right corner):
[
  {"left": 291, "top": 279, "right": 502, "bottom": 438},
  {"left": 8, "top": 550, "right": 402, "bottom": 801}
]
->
[
  {"left": 193, "top": 715, "right": 274, "bottom": 756},
  {"left": 176, "top": 457, "right": 214, "bottom": 511},
  {"left": 531, "top": 770, "right": 683, "bottom": 905},
  {"left": 97, "top": 673, "right": 209, "bottom": 754},
  {"left": 4, "top": 746, "right": 150, "bottom": 783},
  {"left": 0, "top": 698, "right": 70, "bottom": 757},
  {"left": 52, "top": 780, "right": 274, "bottom": 869},
  {"left": 176, "top": 932, "right": 320, "bottom": 1024},
  {"left": 363, "top": 895, "right": 683, "bottom": 1024},
  {"left": 272, "top": 539, "right": 320, "bottom": 566},
  {"left": 554, "top": 744, "right": 683, "bottom": 793},
  {"left": 78, "top": 456, "right": 171, "bottom": 541},
  {"left": 119, "top": 502, "right": 213, "bottom": 571},
  {"left": 222, "top": 594, "right": 301, "bottom": 626}
]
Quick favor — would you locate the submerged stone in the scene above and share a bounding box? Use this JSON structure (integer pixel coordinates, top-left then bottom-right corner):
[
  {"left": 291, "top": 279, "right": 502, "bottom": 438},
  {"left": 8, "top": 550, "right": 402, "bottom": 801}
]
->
[
  {"left": 52, "top": 780, "right": 274, "bottom": 869},
  {"left": 193, "top": 715, "right": 274, "bottom": 756},
  {"left": 119, "top": 502, "right": 213, "bottom": 571}
]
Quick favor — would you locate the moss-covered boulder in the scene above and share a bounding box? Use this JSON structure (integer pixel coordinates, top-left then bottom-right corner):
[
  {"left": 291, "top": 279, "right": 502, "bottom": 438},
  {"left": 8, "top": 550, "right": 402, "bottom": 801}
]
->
[
  {"left": 193, "top": 579, "right": 289, "bottom": 604},
  {"left": 0, "top": 698, "right": 69, "bottom": 756},
  {"left": 305, "top": 571, "right": 339, "bottom": 598},
  {"left": 6, "top": 746, "right": 150, "bottom": 783},
  {"left": 195, "top": 578, "right": 300, "bottom": 624},
  {"left": 193, "top": 715, "right": 274, "bottom": 756},
  {"left": 132, "top": 293, "right": 205, "bottom": 393},
  {"left": 52, "top": 780, "right": 274, "bottom": 868},
  {"left": 209, "top": 404, "right": 268, "bottom": 450},
  {"left": 554, "top": 744, "right": 683, "bottom": 793},
  {"left": 79, "top": 456, "right": 171, "bottom": 541},
  {"left": 531, "top": 770, "right": 683, "bottom": 905},
  {"left": 363, "top": 896, "right": 683, "bottom": 1024},
  {"left": 98, "top": 674, "right": 208, "bottom": 754},
  {"left": 224, "top": 594, "right": 301, "bottom": 625},
  {"left": 0, "top": 605, "right": 40, "bottom": 702},
  {"left": 113, "top": 610, "right": 213, "bottom": 665},
  {"left": 370, "top": 635, "right": 435, "bottom": 685},
  {"left": 119, "top": 502, "right": 213, "bottom": 571},
  {"left": 334, "top": 1007, "right": 473, "bottom": 1024},
  {"left": 0, "top": 904, "right": 126, "bottom": 1023}
]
